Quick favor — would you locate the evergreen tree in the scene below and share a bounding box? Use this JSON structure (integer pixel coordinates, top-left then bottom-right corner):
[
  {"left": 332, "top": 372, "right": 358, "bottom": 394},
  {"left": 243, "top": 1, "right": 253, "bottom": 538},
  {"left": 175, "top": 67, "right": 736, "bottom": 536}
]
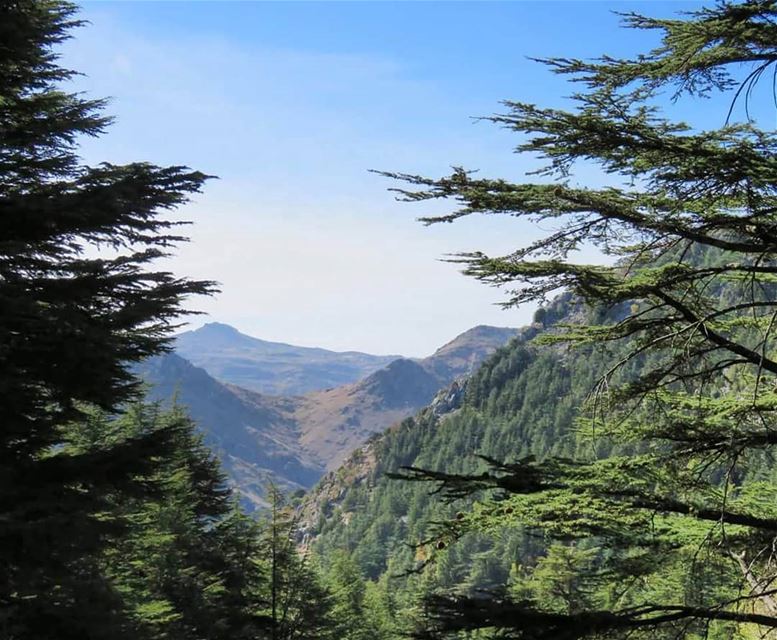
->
[
  {"left": 362, "top": 574, "right": 400, "bottom": 640},
  {"left": 65, "top": 403, "right": 270, "bottom": 640},
  {"left": 325, "top": 552, "right": 372, "bottom": 640},
  {"left": 260, "top": 486, "right": 334, "bottom": 640},
  {"left": 0, "top": 2, "right": 213, "bottom": 637},
  {"left": 383, "top": 1, "right": 777, "bottom": 636}
]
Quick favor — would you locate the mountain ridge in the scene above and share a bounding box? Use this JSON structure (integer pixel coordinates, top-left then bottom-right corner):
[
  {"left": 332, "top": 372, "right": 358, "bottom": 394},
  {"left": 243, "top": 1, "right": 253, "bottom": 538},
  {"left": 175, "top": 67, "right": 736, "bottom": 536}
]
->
[
  {"left": 138, "top": 352, "right": 322, "bottom": 509},
  {"left": 174, "top": 322, "right": 403, "bottom": 396},
  {"left": 141, "top": 323, "right": 520, "bottom": 509}
]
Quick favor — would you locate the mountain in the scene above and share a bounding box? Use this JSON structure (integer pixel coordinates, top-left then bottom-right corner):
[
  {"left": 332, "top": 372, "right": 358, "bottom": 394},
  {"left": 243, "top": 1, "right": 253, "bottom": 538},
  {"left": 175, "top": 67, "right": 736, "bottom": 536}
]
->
[
  {"left": 297, "top": 296, "right": 581, "bottom": 580},
  {"left": 174, "top": 322, "right": 401, "bottom": 396},
  {"left": 419, "top": 324, "right": 521, "bottom": 381},
  {"left": 138, "top": 353, "right": 323, "bottom": 509},
  {"left": 140, "top": 325, "right": 519, "bottom": 510},
  {"left": 284, "top": 358, "right": 440, "bottom": 473},
  {"left": 293, "top": 326, "right": 520, "bottom": 471}
]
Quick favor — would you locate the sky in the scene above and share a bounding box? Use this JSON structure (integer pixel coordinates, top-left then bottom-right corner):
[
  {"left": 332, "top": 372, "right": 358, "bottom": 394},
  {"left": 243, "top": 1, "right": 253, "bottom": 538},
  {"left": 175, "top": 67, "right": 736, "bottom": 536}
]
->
[{"left": 63, "top": 1, "right": 707, "bottom": 356}]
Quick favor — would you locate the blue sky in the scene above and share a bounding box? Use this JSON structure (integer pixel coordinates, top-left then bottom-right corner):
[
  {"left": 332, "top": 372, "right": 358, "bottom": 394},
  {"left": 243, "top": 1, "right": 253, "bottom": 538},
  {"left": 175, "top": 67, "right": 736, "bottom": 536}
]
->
[{"left": 65, "top": 1, "right": 709, "bottom": 355}]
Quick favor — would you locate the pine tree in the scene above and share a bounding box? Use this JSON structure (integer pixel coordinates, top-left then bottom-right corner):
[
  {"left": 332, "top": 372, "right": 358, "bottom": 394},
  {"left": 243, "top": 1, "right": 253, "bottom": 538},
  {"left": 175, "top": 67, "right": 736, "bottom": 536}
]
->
[
  {"left": 0, "top": 2, "right": 214, "bottom": 637},
  {"left": 67, "top": 403, "right": 270, "bottom": 640},
  {"left": 384, "top": 1, "right": 777, "bottom": 636},
  {"left": 362, "top": 574, "right": 400, "bottom": 640},
  {"left": 325, "top": 552, "right": 372, "bottom": 640},
  {"left": 260, "top": 486, "right": 334, "bottom": 640}
]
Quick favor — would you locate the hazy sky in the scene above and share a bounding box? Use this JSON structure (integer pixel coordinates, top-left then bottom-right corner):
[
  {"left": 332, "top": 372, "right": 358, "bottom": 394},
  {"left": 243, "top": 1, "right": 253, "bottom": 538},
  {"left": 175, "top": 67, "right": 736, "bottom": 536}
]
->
[{"left": 65, "top": 1, "right": 703, "bottom": 356}]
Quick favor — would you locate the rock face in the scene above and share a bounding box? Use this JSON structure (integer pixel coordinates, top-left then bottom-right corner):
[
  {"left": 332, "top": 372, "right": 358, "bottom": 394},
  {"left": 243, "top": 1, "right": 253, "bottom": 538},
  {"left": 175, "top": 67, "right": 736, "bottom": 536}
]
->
[
  {"left": 429, "top": 379, "right": 466, "bottom": 417},
  {"left": 174, "top": 322, "right": 401, "bottom": 396},
  {"left": 140, "top": 324, "right": 520, "bottom": 510}
]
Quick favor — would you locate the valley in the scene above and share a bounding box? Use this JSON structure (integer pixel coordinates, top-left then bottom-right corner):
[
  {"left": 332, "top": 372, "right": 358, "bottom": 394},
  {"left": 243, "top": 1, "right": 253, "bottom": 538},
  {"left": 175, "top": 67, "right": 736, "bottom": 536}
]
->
[
  {"left": 140, "top": 323, "right": 518, "bottom": 508},
  {"left": 7, "top": 2, "right": 771, "bottom": 637}
]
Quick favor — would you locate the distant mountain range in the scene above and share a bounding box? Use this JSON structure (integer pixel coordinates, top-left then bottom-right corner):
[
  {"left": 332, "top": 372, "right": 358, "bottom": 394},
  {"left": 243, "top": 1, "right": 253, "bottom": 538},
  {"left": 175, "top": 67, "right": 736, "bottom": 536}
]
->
[
  {"left": 138, "top": 353, "right": 320, "bottom": 507},
  {"left": 139, "top": 324, "right": 518, "bottom": 510},
  {"left": 175, "top": 322, "right": 401, "bottom": 396},
  {"left": 291, "top": 325, "right": 520, "bottom": 471}
]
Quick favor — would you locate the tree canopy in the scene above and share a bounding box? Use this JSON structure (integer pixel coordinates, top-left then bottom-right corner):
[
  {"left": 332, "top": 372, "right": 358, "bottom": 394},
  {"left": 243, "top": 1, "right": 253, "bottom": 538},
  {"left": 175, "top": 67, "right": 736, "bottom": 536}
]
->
[
  {"left": 382, "top": 1, "right": 777, "bottom": 637},
  {"left": 0, "top": 2, "right": 218, "bottom": 636}
]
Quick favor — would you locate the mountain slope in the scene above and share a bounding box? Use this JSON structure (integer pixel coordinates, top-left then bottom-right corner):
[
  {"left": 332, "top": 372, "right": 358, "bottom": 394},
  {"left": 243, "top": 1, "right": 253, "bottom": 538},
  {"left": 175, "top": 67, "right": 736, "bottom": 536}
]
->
[
  {"left": 174, "top": 322, "right": 401, "bottom": 395},
  {"left": 294, "top": 326, "right": 519, "bottom": 471},
  {"left": 292, "top": 358, "right": 441, "bottom": 471},
  {"left": 298, "top": 295, "right": 593, "bottom": 581},
  {"left": 141, "top": 324, "right": 520, "bottom": 510},
  {"left": 138, "top": 353, "right": 323, "bottom": 509},
  {"left": 420, "top": 324, "right": 520, "bottom": 382}
]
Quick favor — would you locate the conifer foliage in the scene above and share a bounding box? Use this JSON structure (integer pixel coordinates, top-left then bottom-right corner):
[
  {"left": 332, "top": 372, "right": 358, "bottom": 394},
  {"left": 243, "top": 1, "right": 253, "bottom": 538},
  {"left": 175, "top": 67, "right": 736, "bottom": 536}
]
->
[
  {"left": 0, "top": 5, "right": 392, "bottom": 639},
  {"left": 0, "top": 2, "right": 215, "bottom": 637},
  {"left": 260, "top": 486, "right": 334, "bottom": 640},
  {"left": 383, "top": 1, "right": 777, "bottom": 637},
  {"left": 64, "top": 404, "right": 269, "bottom": 640}
]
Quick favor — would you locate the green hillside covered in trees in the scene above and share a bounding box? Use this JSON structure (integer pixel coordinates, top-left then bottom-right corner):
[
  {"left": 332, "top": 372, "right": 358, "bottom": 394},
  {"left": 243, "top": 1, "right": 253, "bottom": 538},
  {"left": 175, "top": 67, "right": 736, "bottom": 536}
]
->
[
  {"left": 5, "top": 0, "right": 777, "bottom": 639},
  {"left": 309, "top": 1, "right": 777, "bottom": 637}
]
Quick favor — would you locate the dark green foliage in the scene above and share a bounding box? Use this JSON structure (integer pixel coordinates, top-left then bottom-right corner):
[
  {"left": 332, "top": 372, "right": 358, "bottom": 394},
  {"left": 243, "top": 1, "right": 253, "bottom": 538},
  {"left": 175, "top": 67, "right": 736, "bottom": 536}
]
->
[
  {"left": 378, "top": 1, "right": 777, "bottom": 637},
  {"left": 260, "top": 487, "right": 335, "bottom": 640},
  {"left": 66, "top": 404, "right": 269, "bottom": 640},
  {"left": 0, "top": 2, "right": 216, "bottom": 636},
  {"left": 312, "top": 1, "right": 777, "bottom": 637},
  {"left": 62, "top": 402, "right": 359, "bottom": 640},
  {"left": 324, "top": 552, "right": 372, "bottom": 640}
]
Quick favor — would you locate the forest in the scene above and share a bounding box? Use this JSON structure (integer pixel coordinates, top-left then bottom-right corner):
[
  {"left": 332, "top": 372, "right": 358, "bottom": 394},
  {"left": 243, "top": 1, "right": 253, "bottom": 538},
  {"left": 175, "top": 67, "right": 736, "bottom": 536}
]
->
[{"left": 4, "top": 0, "right": 777, "bottom": 638}]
